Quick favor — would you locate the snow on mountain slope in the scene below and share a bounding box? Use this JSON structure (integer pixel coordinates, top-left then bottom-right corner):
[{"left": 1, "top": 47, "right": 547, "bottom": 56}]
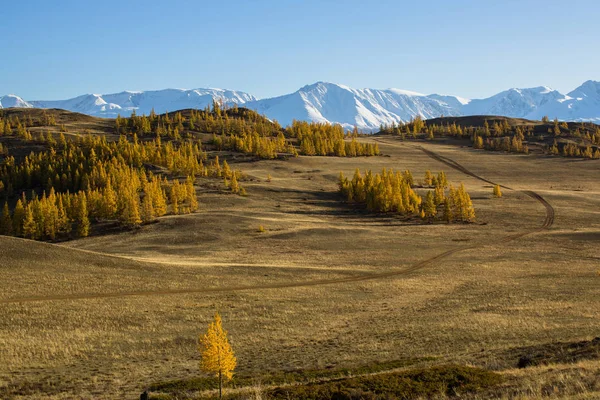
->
[
  {"left": 31, "top": 94, "right": 122, "bottom": 116},
  {"left": 4, "top": 80, "right": 600, "bottom": 129},
  {"left": 0, "top": 94, "right": 33, "bottom": 109},
  {"left": 246, "top": 82, "right": 461, "bottom": 130},
  {"left": 462, "top": 86, "right": 566, "bottom": 119},
  {"left": 553, "top": 80, "right": 600, "bottom": 122},
  {"left": 29, "top": 88, "right": 257, "bottom": 118},
  {"left": 426, "top": 94, "right": 470, "bottom": 109}
]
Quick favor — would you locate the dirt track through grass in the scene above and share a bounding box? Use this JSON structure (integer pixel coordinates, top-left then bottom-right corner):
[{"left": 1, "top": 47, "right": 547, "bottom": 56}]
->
[
  {"left": 0, "top": 143, "right": 555, "bottom": 305},
  {"left": 413, "top": 144, "right": 555, "bottom": 229}
]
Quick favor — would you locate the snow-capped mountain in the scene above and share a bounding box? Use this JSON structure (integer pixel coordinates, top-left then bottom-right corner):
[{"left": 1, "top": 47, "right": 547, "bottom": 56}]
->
[
  {"left": 2, "top": 81, "right": 599, "bottom": 130},
  {"left": 0, "top": 94, "right": 33, "bottom": 109},
  {"left": 553, "top": 80, "right": 600, "bottom": 122},
  {"left": 462, "top": 86, "right": 566, "bottom": 119},
  {"left": 27, "top": 88, "right": 257, "bottom": 118},
  {"left": 246, "top": 82, "right": 463, "bottom": 130},
  {"left": 246, "top": 81, "right": 598, "bottom": 129}
]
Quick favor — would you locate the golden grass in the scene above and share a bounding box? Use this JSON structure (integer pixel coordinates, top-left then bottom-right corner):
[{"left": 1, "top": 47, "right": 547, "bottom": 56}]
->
[{"left": 1, "top": 139, "right": 600, "bottom": 398}]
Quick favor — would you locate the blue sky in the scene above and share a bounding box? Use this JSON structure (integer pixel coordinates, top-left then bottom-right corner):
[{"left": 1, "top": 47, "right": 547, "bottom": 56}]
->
[{"left": 1, "top": 0, "right": 597, "bottom": 100}]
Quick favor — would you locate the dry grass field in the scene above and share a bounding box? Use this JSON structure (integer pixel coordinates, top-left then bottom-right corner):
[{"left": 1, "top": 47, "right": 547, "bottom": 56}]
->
[{"left": 1, "top": 137, "right": 600, "bottom": 399}]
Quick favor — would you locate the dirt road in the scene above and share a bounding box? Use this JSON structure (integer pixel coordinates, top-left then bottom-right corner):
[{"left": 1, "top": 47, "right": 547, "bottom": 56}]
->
[{"left": 0, "top": 142, "right": 554, "bottom": 304}]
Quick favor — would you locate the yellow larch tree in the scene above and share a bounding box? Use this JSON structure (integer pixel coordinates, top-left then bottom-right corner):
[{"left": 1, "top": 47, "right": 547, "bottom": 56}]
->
[
  {"left": 493, "top": 184, "right": 502, "bottom": 198},
  {"left": 199, "top": 312, "right": 237, "bottom": 399}
]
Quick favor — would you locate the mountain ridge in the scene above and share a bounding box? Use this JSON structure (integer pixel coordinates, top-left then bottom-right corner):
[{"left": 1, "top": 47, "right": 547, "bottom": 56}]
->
[{"left": 2, "top": 80, "right": 599, "bottom": 131}]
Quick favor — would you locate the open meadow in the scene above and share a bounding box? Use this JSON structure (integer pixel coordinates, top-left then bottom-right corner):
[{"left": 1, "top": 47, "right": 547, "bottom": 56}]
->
[{"left": 1, "top": 134, "right": 599, "bottom": 399}]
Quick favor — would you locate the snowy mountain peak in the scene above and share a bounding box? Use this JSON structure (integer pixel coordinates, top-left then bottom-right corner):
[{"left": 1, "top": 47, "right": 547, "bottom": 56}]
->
[
  {"left": 568, "top": 80, "right": 600, "bottom": 99},
  {"left": 247, "top": 82, "right": 461, "bottom": 130},
  {"left": 0, "top": 94, "right": 33, "bottom": 109}
]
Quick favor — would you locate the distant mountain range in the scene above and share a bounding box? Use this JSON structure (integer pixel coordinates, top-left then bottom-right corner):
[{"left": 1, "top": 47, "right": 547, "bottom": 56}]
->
[{"left": 2, "top": 81, "right": 599, "bottom": 131}]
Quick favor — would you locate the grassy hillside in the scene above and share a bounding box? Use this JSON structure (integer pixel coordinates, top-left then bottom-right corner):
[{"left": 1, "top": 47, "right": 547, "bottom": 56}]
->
[
  {"left": 1, "top": 108, "right": 600, "bottom": 399},
  {"left": 379, "top": 115, "right": 600, "bottom": 159}
]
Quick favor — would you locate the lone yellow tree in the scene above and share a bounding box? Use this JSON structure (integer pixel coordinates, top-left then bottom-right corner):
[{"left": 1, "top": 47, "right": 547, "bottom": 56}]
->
[
  {"left": 199, "top": 312, "right": 237, "bottom": 399},
  {"left": 493, "top": 184, "right": 502, "bottom": 198}
]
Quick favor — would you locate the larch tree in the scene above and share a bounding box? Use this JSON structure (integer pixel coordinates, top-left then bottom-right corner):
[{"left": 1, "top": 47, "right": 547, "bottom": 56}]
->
[
  {"left": 493, "top": 184, "right": 502, "bottom": 198},
  {"left": 120, "top": 188, "right": 142, "bottom": 227},
  {"left": 140, "top": 194, "right": 155, "bottom": 223},
  {"left": 170, "top": 180, "right": 181, "bottom": 215},
  {"left": 229, "top": 173, "right": 239, "bottom": 194},
  {"left": 422, "top": 191, "right": 437, "bottom": 219},
  {"left": 22, "top": 204, "right": 37, "bottom": 239},
  {"left": 424, "top": 170, "right": 433, "bottom": 187},
  {"left": 199, "top": 312, "right": 237, "bottom": 399},
  {"left": 186, "top": 176, "right": 198, "bottom": 211},
  {"left": 75, "top": 192, "right": 90, "bottom": 237},
  {"left": 12, "top": 199, "right": 25, "bottom": 236},
  {"left": 1, "top": 202, "right": 12, "bottom": 235},
  {"left": 102, "top": 178, "right": 118, "bottom": 219}
]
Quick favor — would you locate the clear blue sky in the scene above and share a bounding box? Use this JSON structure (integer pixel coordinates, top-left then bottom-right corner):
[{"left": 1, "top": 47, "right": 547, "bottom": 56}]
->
[{"left": 1, "top": 0, "right": 597, "bottom": 100}]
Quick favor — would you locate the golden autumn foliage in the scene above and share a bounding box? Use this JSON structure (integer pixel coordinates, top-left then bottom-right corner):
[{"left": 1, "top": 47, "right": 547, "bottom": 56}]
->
[
  {"left": 0, "top": 130, "right": 242, "bottom": 240},
  {"left": 199, "top": 312, "right": 237, "bottom": 399},
  {"left": 339, "top": 168, "right": 421, "bottom": 215},
  {"left": 493, "top": 184, "right": 502, "bottom": 198},
  {"left": 288, "top": 121, "right": 379, "bottom": 157},
  {"left": 339, "top": 169, "right": 475, "bottom": 223}
]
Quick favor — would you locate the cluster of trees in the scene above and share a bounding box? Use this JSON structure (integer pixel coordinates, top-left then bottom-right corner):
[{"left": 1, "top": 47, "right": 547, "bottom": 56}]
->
[
  {"left": 0, "top": 117, "right": 33, "bottom": 140},
  {"left": 212, "top": 157, "right": 247, "bottom": 195},
  {"left": 579, "top": 129, "right": 600, "bottom": 146},
  {"left": 548, "top": 141, "right": 600, "bottom": 159},
  {"left": 0, "top": 134, "right": 207, "bottom": 196},
  {"left": 379, "top": 115, "right": 600, "bottom": 160},
  {"left": 116, "top": 103, "right": 382, "bottom": 159},
  {"left": 116, "top": 102, "right": 281, "bottom": 139},
  {"left": 0, "top": 112, "right": 59, "bottom": 139},
  {"left": 0, "top": 122, "right": 248, "bottom": 240},
  {"left": 338, "top": 168, "right": 475, "bottom": 222},
  {"left": 422, "top": 170, "right": 448, "bottom": 188},
  {"left": 339, "top": 168, "right": 422, "bottom": 215},
  {"left": 0, "top": 132, "right": 247, "bottom": 198},
  {"left": 211, "top": 131, "right": 297, "bottom": 159},
  {"left": 475, "top": 135, "right": 529, "bottom": 154},
  {"left": 0, "top": 168, "right": 196, "bottom": 240},
  {"left": 287, "top": 121, "right": 379, "bottom": 156}
]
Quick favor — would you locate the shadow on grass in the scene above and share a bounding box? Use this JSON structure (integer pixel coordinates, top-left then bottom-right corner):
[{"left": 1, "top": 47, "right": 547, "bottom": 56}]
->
[{"left": 147, "top": 359, "right": 506, "bottom": 400}]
